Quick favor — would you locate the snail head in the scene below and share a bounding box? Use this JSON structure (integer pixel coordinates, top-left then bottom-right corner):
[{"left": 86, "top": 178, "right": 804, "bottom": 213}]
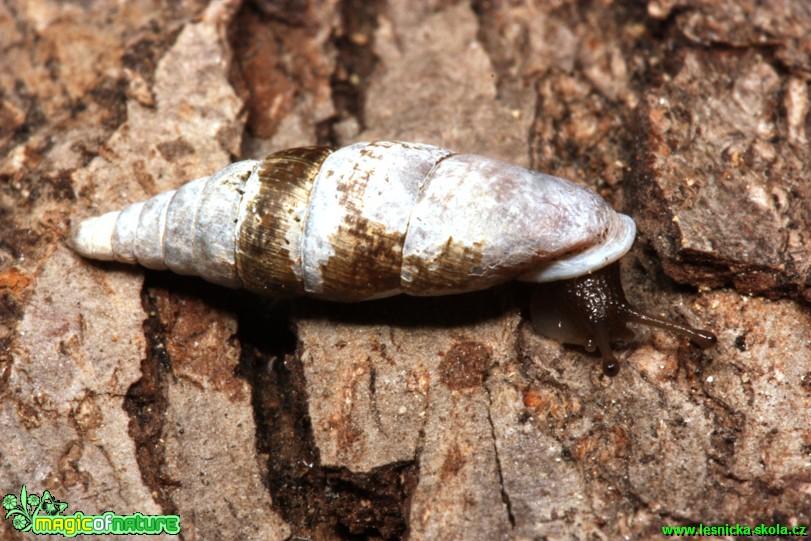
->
[{"left": 530, "top": 262, "right": 717, "bottom": 376}]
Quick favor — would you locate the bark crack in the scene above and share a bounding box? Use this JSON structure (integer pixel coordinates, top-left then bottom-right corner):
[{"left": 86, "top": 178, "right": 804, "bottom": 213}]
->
[
  {"left": 484, "top": 382, "right": 516, "bottom": 528},
  {"left": 317, "top": 0, "right": 382, "bottom": 143},
  {"left": 122, "top": 281, "right": 177, "bottom": 516}
]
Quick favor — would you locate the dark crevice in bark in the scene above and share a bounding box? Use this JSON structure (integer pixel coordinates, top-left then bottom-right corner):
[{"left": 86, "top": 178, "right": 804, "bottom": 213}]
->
[
  {"left": 240, "top": 303, "right": 418, "bottom": 539},
  {"left": 324, "top": 462, "right": 419, "bottom": 539},
  {"left": 317, "top": 0, "right": 383, "bottom": 145},
  {"left": 122, "top": 278, "right": 178, "bottom": 517}
]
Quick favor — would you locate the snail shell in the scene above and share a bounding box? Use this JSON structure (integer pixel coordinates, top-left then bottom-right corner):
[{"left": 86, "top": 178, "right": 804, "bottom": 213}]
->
[
  {"left": 71, "top": 140, "right": 715, "bottom": 375},
  {"left": 72, "top": 141, "right": 635, "bottom": 300}
]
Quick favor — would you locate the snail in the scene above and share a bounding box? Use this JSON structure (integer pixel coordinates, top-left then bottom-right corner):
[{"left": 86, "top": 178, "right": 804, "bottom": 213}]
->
[{"left": 71, "top": 141, "right": 716, "bottom": 375}]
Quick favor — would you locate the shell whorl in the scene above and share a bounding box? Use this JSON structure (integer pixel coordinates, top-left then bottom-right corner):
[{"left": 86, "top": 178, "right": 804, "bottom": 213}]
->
[
  {"left": 72, "top": 160, "right": 258, "bottom": 288},
  {"left": 70, "top": 141, "right": 636, "bottom": 301}
]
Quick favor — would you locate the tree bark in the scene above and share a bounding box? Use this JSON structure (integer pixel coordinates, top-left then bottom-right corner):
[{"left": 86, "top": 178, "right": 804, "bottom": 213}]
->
[{"left": 1, "top": 0, "right": 809, "bottom": 539}]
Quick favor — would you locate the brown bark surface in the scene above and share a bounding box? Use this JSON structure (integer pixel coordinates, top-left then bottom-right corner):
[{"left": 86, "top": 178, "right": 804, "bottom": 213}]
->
[{"left": 1, "top": 0, "right": 809, "bottom": 539}]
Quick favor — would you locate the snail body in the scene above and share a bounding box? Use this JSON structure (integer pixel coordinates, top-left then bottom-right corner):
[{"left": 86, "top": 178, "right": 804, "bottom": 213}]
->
[{"left": 72, "top": 141, "right": 715, "bottom": 375}]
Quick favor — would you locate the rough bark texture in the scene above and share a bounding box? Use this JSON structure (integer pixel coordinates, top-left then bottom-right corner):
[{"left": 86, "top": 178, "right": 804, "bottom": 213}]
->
[{"left": 1, "top": 0, "right": 809, "bottom": 540}]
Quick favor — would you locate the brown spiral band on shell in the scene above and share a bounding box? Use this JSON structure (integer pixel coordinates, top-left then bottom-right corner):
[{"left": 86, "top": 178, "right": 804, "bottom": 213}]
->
[{"left": 235, "top": 146, "right": 334, "bottom": 296}]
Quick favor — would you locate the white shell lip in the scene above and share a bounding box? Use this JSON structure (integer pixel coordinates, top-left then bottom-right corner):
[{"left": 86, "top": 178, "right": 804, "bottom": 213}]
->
[{"left": 518, "top": 213, "right": 636, "bottom": 282}]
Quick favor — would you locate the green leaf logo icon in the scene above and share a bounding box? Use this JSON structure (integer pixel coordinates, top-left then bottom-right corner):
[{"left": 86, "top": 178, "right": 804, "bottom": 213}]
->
[{"left": 3, "top": 485, "right": 67, "bottom": 532}]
